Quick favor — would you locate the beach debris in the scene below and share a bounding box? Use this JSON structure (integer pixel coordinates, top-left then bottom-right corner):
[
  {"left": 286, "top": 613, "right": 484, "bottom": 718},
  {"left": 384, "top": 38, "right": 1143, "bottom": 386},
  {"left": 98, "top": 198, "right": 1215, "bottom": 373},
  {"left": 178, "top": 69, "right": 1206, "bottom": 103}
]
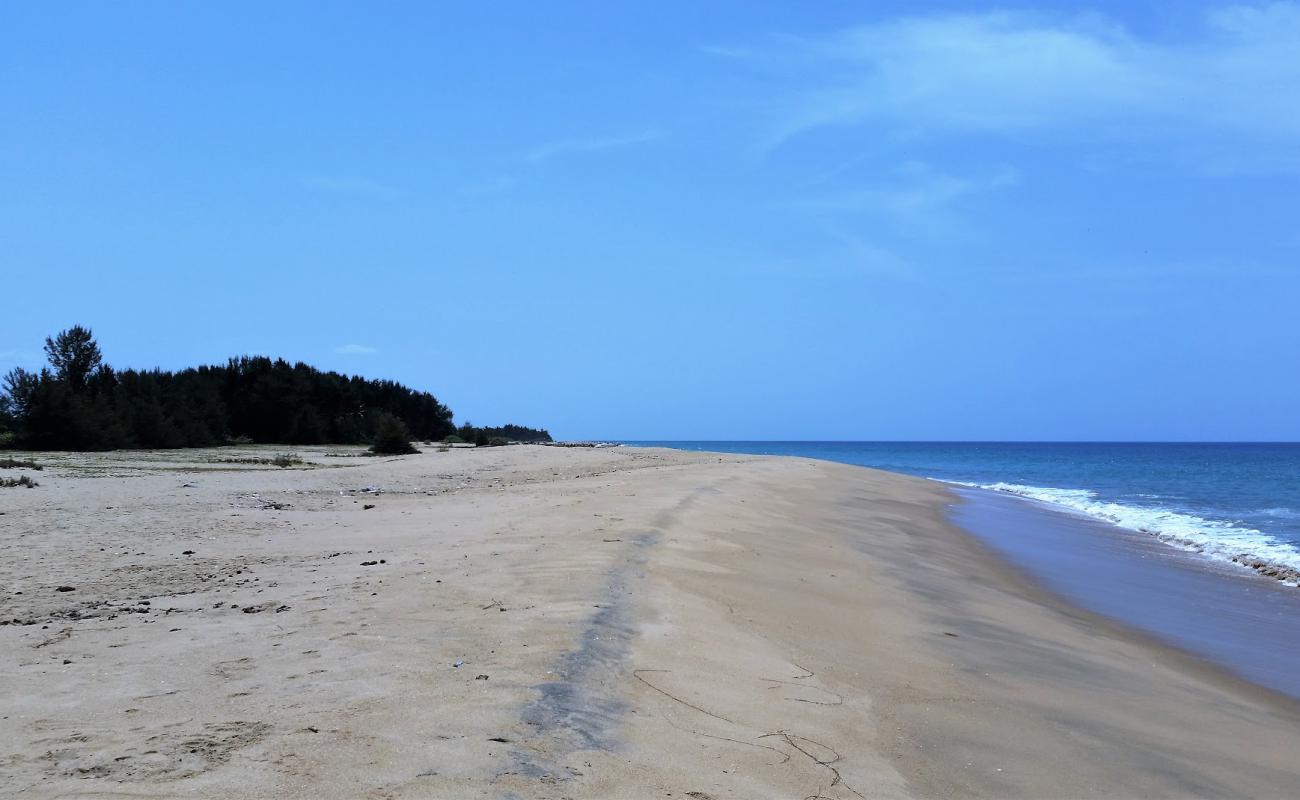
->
[
  {"left": 487, "top": 736, "right": 510, "bottom": 742},
  {"left": 55, "top": 586, "right": 76, "bottom": 592},
  {"left": 453, "top": 659, "right": 464, "bottom": 668},
  {"left": 633, "top": 669, "right": 734, "bottom": 724},
  {"left": 182, "top": 550, "right": 195, "bottom": 555},
  {"left": 481, "top": 599, "right": 506, "bottom": 611},
  {"left": 757, "top": 731, "right": 858, "bottom": 796},
  {"left": 475, "top": 674, "right": 489, "bottom": 680},
  {"left": 33, "top": 627, "right": 72, "bottom": 649},
  {"left": 363, "top": 504, "right": 376, "bottom": 510}
]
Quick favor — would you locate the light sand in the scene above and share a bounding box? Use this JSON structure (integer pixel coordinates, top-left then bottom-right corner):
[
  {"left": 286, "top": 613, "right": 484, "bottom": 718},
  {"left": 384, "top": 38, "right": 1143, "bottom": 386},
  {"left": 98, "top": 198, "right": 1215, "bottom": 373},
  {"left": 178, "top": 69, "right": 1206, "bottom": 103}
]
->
[{"left": 2, "top": 445, "right": 1298, "bottom": 798}]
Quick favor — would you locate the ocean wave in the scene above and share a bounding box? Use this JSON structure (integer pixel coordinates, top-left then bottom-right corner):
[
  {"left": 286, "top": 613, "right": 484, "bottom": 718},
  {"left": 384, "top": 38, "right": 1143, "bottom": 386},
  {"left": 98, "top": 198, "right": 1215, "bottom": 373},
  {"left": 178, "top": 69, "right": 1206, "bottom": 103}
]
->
[
  {"left": 1257, "top": 507, "right": 1300, "bottom": 520},
  {"left": 950, "top": 480, "right": 1300, "bottom": 584}
]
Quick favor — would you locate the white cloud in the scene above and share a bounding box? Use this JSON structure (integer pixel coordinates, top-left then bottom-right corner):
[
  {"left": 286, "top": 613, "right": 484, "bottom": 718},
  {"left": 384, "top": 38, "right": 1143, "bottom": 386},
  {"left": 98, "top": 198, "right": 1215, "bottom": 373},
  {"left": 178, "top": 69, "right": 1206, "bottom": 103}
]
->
[
  {"left": 460, "top": 174, "right": 518, "bottom": 196},
  {"left": 304, "top": 177, "right": 404, "bottom": 197},
  {"left": 820, "top": 226, "right": 916, "bottom": 280},
  {"left": 0, "top": 349, "right": 42, "bottom": 364},
  {"left": 335, "top": 344, "right": 377, "bottom": 355},
  {"left": 528, "top": 129, "right": 662, "bottom": 164},
  {"left": 742, "top": 4, "right": 1300, "bottom": 171},
  {"left": 808, "top": 161, "right": 1019, "bottom": 216},
  {"left": 789, "top": 160, "right": 1020, "bottom": 245}
]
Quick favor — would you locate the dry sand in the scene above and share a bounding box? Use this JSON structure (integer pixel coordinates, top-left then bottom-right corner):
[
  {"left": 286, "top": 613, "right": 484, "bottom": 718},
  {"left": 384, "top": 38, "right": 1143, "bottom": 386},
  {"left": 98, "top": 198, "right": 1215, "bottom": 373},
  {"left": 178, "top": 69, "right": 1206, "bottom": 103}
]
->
[{"left": 2, "top": 444, "right": 1299, "bottom": 798}]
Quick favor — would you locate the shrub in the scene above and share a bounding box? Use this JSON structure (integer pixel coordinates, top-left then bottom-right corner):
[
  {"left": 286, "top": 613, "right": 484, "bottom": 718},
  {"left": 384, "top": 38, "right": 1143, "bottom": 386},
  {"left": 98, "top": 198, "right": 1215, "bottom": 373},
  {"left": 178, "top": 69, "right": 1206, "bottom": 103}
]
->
[
  {"left": 487, "top": 437, "right": 510, "bottom": 447},
  {"left": 211, "top": 454, "right": 303, "bottom": 467},
  {"left": 442, "top": 434, "right": 465, "bottom": 444},
  {"left": 1, "top": 475, "right": 37, "bottom": 488},
  {"left": 0, "top": 457, "right": 42, "bottom": 470},
  {"left": 371, "top": 414, "right": 420, "bottom": 455}
]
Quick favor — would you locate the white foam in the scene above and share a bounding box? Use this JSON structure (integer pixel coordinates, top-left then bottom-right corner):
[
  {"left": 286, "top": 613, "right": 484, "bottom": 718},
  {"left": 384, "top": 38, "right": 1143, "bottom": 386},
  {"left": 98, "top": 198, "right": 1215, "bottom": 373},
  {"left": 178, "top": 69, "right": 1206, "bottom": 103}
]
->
[{"left": 959, "top": 481, "right": 1300, "bottom": 576}]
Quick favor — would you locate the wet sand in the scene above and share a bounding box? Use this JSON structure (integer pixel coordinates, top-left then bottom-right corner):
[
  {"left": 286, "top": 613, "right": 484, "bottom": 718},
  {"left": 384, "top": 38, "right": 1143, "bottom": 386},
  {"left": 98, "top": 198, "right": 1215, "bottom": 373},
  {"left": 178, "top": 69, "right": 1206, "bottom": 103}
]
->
[
  {"left": 954, "top": 488, "right": 1300, "bottom": 700},
  {"left": 2, "top": 445, "right": 1299, "bottom": 798}
]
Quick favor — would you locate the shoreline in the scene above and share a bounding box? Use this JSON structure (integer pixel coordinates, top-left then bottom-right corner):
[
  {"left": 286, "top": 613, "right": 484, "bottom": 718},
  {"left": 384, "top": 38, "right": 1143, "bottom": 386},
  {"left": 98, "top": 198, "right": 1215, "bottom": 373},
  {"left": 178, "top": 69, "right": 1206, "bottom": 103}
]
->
[
  {"left": 629, "top": 441, "right": 1300, "bottom": 699},
  {"left": 4, "top": 444, "right": 1300, "bottom": 797},
  {"left": 626, "top": 440, "right": 1300, "bottom": 589},
  {"left": 944, "top": 479, "right": 1300, "bottom": 587},
  {"left": 952, "top": 486, "right": 1300, "bottom": 700}
]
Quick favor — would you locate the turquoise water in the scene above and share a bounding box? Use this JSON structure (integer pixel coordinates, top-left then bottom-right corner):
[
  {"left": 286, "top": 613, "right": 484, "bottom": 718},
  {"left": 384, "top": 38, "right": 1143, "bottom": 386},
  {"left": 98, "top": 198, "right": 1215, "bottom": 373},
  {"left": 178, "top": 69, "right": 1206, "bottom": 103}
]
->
[{"left": 625, "top": 442, "right": 1300, "bottom": 582}]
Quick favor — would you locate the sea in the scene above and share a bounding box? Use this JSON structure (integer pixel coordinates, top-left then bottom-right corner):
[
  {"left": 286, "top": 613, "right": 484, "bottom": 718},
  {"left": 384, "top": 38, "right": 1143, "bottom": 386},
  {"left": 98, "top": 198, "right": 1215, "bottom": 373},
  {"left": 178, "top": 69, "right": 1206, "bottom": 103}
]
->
[{"left": 625, "top": 441, "right": 1300, "bottom": 697}]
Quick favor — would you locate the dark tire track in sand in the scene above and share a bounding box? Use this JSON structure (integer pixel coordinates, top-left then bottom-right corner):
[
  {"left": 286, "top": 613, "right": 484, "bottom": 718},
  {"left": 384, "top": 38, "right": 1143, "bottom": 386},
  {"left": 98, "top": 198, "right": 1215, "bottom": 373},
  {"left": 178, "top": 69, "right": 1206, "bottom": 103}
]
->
[{"left": 506, "top": 483, "right": 720, "bottom": 782}]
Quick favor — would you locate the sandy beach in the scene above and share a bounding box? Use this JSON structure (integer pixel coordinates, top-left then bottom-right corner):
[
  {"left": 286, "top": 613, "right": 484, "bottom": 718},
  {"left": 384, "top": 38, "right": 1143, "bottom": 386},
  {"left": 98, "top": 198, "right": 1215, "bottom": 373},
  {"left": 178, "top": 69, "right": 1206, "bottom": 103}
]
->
[{"left": 3, "top": 444, "right": 1299, "bottom": 799}]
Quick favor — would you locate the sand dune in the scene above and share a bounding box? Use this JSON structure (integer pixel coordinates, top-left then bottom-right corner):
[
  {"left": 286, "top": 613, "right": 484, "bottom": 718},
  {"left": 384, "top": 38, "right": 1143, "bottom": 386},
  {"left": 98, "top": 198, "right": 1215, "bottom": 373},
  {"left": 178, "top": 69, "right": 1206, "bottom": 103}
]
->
[{"left": 2, "top": 445, "right": 1298, "bottom": 798}]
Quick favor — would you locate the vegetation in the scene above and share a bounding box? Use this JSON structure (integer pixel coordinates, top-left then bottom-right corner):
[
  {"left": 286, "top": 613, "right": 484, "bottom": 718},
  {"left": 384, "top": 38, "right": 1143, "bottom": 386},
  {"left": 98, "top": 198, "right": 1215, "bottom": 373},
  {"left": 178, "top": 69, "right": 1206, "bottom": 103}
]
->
[
  {"left": 452, "top": 422, "right": 552, "bottom": 446},
  {"left": 1, "top": 475, "right": 37, "bottom": 488},
  {"left": 212, "top": 453, "right": 304, "bottom": 468},
  {"left": 2, "top": 327, "right": 456, "bottom": 450},
  {"left": 479, "top": 423, "right": 552, "bottom": 443},
  {"left": 0, "top": 457, "right": 42, "bottom": 470},
  {"left": 370, "top": 413, "right": 420, "bottom": 455}
]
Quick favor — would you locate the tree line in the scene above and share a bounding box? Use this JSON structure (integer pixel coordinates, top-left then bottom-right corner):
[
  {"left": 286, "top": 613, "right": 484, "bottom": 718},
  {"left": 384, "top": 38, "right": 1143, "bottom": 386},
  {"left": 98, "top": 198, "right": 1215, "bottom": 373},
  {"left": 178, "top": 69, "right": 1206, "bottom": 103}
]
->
[
  {"left": 450, "top": 422, "right": 554, "bottom": 446},
  {"left": 0, "top": 327, "right": 550, "bottom": 451}
]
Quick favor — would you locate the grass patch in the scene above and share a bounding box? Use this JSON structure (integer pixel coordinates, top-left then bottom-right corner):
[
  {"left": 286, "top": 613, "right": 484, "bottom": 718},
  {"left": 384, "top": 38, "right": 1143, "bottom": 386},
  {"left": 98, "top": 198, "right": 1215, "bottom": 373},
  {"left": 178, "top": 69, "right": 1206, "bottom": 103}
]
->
[
  {"left": 211, "top": 453, "right": 304, "bottom": 468},
  {"left": 0, "top": 458, "right": 43, "bottom": 471},
  {"left": 1, "top": 475, "right": 38, "bottom": 488}
]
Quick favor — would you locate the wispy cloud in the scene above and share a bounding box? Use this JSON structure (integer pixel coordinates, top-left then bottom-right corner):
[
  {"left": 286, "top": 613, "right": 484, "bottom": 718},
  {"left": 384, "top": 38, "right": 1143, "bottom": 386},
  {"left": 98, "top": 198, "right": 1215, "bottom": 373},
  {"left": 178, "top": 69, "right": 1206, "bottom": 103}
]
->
[
  {"left": 697, "top": 44, "right": 754, "bottom": 59},
  {"left": 527, "top": 129, "right": 662, "bottom": 165},
  {"left": 304, "top": 176, "right": 404, "bottom": 197},
  {"left": 459, "top": 174, "right": 519, "bottom": 196},
  {"left": 732, "top": 4, "right": 1300, "bottom": 172},
  {"left": 790, "top": 160, "right": 1020, "bottom": 245},
  {"left": 806, "top": 161, "right": 1019, "bottom": 217},
  {"left": 0, "top": 349, "right": 42, "bottom": 365},
  {"left": 335, "top": 343, "right": 377, "bottom": 355},
  {"left": 819, "top": 225, "right": 916, "bottom": 281}
]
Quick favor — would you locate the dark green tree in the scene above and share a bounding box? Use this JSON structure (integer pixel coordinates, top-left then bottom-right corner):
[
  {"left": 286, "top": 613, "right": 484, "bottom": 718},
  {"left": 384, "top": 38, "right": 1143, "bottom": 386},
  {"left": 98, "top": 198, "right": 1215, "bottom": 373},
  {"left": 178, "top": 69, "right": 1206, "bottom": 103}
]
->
[
  {"left": 44, "top": 326, "right": 102, "bottom": 392},
  {"left": 1, "top": 328, "right": 537, "bottom": 452},
  {"left": 2, "top": 368, "right": 38, "bottom": 419},
  {"left": 370, "top": 413, "right": 419, "bottom": 455}
]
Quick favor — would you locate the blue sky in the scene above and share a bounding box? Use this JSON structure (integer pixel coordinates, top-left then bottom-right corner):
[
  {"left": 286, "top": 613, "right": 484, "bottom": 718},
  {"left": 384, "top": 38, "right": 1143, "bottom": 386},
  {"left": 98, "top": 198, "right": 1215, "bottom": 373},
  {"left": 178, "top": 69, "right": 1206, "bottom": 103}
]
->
[{"left": 2, "top": 1, "right": 1298, "bottom": 440}]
